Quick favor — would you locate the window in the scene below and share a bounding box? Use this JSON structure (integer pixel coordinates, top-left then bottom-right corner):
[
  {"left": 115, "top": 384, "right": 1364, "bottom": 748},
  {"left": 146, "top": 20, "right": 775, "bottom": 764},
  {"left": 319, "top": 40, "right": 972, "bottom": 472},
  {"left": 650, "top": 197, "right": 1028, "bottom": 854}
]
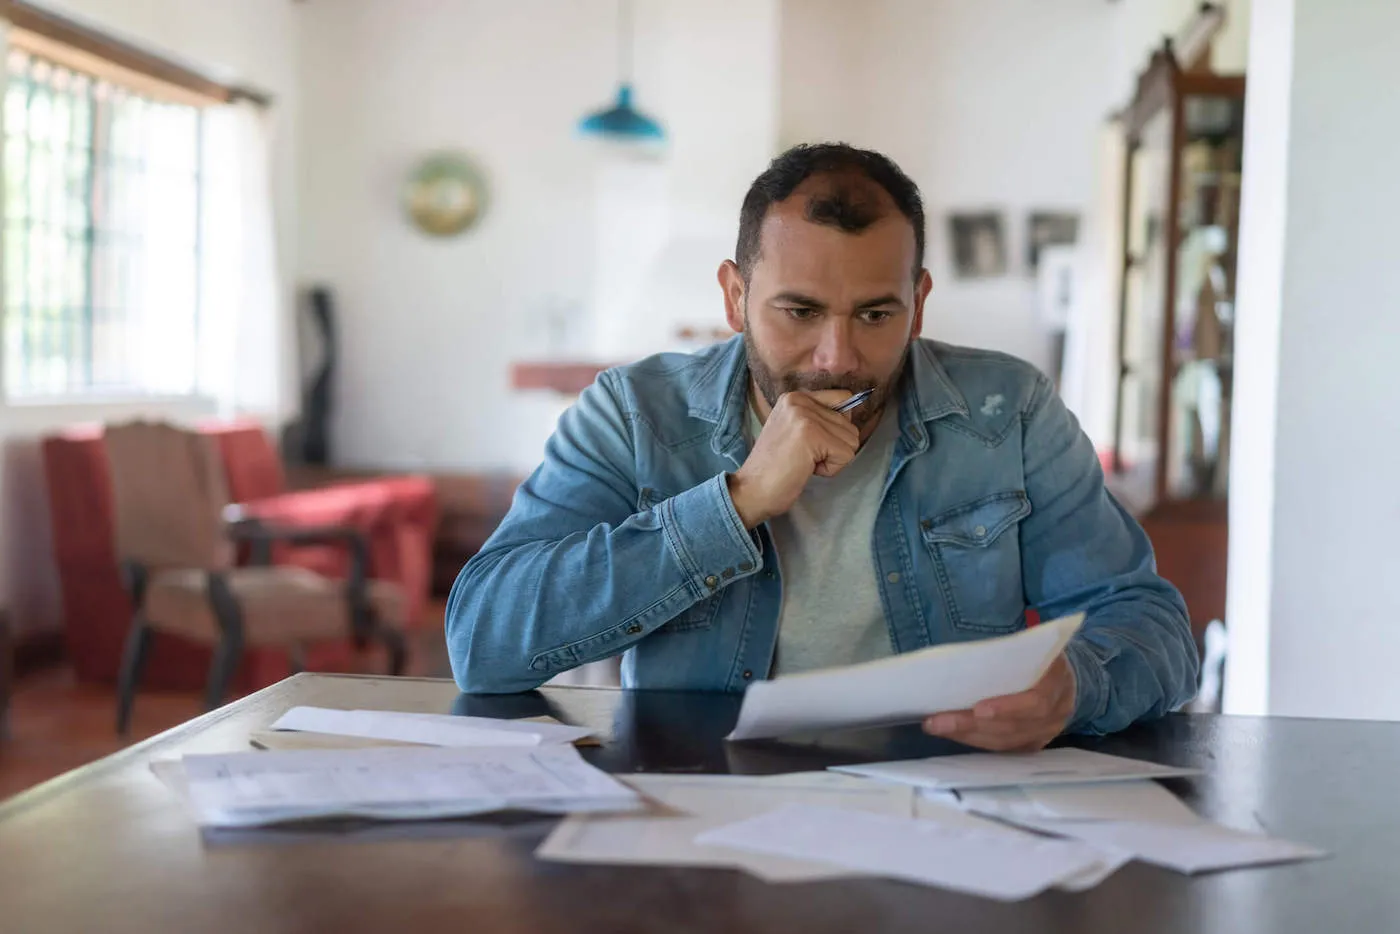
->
[{"left": 3, "top": 46, "right": 203, "bottom": 399}]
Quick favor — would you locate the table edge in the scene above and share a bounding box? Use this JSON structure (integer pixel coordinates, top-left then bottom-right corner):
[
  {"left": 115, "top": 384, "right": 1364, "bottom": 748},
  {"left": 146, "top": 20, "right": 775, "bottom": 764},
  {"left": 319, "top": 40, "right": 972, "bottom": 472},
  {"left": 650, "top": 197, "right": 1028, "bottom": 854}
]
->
[{"left": 0, "top": 673, "right": 300, "bottom": 821}]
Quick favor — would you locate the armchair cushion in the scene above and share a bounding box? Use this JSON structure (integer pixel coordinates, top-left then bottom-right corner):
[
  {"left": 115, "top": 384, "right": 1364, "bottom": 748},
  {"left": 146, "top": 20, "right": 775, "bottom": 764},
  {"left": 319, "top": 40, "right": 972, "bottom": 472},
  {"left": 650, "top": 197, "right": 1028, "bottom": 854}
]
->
[{"left": 146, "top": 568, "right": 404, "bottom": 645}]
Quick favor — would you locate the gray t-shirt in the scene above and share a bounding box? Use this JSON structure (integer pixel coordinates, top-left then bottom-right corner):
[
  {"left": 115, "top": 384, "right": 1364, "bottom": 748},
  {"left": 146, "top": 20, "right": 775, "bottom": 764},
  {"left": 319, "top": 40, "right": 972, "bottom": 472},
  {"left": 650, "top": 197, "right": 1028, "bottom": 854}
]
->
[{"left": 746, "top": 401, "right": 900, "bottom": 676}]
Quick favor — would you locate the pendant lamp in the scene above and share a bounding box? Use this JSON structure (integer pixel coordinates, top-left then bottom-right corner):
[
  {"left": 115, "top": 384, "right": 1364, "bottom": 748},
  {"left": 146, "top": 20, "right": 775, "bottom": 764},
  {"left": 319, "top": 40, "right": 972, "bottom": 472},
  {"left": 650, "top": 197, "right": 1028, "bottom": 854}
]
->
[{"left": 578, "top": 0, "right": 664, "bottom": 142}]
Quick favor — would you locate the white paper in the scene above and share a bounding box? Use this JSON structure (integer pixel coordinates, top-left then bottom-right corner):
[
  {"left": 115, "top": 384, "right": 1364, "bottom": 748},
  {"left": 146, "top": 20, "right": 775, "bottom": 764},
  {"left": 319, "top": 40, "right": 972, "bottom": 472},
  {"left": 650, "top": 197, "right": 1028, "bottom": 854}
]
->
[
  {"left": 372, "top": 710, "right": 596, "bottom": 745},
  {"left": 1012, "top": 816, "right": 1328, "bottom": 874},
  {"left": 180, "top": 744, "right": 639, "bottom": 828},
  {"left": 696, "top": 803, "right": 1106, "bottom": 901},
  {"left": 913, "top": 789, "right": 1132, "bottom": 891},
  {"left": 832, "top": 747, "right": 1200, "bottom": 790},
  {"left": 957, "top": 780, "right": 1198, "bottom": 828},
  {"left": 269, "top": 706, "right": 593, "bottom": 748},
  {"left": 537, "top": 772, "right": 915, "bottom": 883},
  {"left": 726, "top": 613, "right": 1083, "bottom": 740},
  {"left": 1022, "top": 779, "right": 1201, "bottom": 824}
]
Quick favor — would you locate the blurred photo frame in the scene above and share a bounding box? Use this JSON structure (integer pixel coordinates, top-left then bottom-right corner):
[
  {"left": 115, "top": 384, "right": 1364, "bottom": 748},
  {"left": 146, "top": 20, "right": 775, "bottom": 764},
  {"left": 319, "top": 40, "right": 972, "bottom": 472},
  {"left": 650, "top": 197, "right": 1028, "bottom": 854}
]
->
[
  {"left": 947, "top": 211, "right": 1008, "bottom": 279},
  {"left": 1026, "top": 211, "right": 1080, "bottom": 273}
]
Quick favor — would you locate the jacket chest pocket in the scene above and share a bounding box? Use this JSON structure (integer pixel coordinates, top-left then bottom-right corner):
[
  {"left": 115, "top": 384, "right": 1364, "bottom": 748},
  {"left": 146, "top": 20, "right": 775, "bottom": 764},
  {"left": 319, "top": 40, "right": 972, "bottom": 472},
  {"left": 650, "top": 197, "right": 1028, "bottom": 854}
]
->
[
  {"left": 920, "top": 491, "right": 1031, "bottom": 634},
  {"left": 638, "top": 486, "right": 722, "bottom": 634}
]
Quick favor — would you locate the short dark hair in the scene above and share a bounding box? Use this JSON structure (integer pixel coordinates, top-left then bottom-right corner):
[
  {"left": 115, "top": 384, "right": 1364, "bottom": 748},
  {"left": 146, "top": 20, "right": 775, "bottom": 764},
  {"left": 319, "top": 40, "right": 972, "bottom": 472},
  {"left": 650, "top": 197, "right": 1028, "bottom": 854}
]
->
[{"left": 735, "top": 143, "right": 926, "bottom": 281}]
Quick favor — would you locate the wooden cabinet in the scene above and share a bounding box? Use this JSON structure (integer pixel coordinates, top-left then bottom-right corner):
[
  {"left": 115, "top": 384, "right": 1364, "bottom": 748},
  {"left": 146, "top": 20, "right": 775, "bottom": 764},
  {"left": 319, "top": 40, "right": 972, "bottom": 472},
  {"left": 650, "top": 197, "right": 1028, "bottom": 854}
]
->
[{"left": 1111, "top": 41, "right": 1245, "bottom": 645}]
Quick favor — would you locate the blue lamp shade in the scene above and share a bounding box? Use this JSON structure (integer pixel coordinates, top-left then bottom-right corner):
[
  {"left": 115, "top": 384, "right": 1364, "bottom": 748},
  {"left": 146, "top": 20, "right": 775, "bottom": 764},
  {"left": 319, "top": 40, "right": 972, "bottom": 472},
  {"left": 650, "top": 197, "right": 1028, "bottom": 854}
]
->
[{"left": 578, "top": 84, "right": 664, "bottom": 141}]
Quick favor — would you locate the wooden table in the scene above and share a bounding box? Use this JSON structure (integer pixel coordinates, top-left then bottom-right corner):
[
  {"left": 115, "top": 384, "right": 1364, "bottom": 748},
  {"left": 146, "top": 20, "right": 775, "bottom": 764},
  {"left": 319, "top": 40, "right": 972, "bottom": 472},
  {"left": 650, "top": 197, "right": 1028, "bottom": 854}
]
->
[{"left": 1, "top": 675, "right": 1395, "bottom": 933}]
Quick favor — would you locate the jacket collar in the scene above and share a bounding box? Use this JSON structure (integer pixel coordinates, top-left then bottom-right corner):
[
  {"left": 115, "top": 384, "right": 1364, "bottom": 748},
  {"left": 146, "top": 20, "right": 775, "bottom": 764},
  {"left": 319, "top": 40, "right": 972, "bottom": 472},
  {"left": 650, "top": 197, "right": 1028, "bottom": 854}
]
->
[{"left": 686, "top": 335, "right": 969, "bottom": 459}]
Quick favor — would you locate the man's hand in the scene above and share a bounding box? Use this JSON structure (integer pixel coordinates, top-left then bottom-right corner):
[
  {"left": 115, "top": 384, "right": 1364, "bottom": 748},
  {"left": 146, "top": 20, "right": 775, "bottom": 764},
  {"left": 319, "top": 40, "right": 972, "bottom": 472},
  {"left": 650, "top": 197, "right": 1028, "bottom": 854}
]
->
[
  {"left": 921, "top": 653, "right": 1077, "bottom": 752},
  {"left": 727, "top": 390, "right": 860, "bottom": 529}
]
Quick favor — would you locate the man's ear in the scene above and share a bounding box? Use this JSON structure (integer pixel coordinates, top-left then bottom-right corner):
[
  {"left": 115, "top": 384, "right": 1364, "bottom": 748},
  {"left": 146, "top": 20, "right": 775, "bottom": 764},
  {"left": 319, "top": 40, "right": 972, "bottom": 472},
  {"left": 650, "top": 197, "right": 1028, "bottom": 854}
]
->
[
  {"left": 718, "top": 260, "right": 746, "bottom": 333},
  {"left": 910, "top": 268, "right": 932, "bottom": 339}
]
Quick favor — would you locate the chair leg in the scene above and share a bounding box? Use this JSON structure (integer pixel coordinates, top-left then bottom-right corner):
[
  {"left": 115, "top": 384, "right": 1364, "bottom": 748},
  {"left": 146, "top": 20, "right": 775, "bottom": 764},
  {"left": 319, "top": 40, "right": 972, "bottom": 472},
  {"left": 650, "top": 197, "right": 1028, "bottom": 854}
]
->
[
  {"left": 204, "top": 628, "right": 244, "bottom": 711},
  {"left": 381, "top": 627, "right": 407, "bottom": 677},
  {"left": 205, "top": 573, "right": 245, "bottom": 712},
  {"left": 116, "top": 621, "right": 152, "bottom": 735}
]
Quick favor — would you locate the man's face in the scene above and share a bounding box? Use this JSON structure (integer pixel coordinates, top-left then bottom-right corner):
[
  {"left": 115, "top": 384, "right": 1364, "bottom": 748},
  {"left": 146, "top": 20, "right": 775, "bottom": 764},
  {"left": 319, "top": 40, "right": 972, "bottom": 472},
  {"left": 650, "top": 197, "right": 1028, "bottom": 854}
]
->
[{"left": 719, "top": 178, "right": 932, "bottom": 430}]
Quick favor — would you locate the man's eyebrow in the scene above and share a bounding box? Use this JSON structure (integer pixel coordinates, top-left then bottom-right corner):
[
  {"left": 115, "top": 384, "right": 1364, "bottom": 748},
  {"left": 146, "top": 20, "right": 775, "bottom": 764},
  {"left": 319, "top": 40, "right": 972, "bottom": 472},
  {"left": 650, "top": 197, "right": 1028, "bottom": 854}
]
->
[
  {"left": 769, "top": 291, "right": 826, "bottom": 308},
  {"left": 856, "top": 293, "right": 907, "bottom": 309}
]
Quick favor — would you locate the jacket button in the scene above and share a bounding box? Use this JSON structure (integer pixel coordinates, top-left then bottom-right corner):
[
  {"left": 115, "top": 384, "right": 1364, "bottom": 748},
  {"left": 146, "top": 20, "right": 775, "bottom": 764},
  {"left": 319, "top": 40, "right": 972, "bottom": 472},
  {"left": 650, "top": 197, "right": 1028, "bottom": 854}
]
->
[
  {"left": 742, "top": 670, "right": 753, "bottom": 680},
  {"left": 974, "top": 525, "right": 987, "bottom": 538},
  {"left": 704, "top": 575, "right": 719, "bottom": 589},
  {"left": 722, "top": 567, "right": 735, "bottom": 579},
  {"left": 887, "top": 572, "right": 900, "bottom": 584},
  {"left": 625, "top": 623, "right": 642, "bottom": 634},
  {"left": 921, "top": 519, "right": 931, "bottom": 530},
  {"left": 738, "top": 561, "right": 754, "bottom": 572}
]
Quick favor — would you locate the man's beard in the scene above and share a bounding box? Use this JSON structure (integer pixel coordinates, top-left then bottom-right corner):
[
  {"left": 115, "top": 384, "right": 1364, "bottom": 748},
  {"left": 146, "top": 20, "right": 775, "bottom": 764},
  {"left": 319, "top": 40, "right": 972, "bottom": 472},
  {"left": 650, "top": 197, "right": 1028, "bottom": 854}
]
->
[{"left": 742, "top": 321, "right": 905, "bottom": 431}]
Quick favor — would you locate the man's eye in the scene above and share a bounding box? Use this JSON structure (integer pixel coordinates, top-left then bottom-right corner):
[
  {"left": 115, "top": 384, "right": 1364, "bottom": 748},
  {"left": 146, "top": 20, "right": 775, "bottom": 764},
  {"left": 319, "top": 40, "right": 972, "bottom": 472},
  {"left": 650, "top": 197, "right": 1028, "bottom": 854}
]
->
[
  {"left": 860, "top": 309, "right": 894, "bottom": 324},
  {"left": 784, "top": 306, "right": 819, "bottom": 321}
]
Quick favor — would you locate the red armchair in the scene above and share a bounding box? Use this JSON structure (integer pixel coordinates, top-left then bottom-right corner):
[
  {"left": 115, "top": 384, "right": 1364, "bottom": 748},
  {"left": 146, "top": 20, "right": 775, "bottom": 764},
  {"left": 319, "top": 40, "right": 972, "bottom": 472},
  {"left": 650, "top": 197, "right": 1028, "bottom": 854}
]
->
[
  {"left": 41, "top": 421, "right": 436, "bottom": 692},
  {"left": 199, "top": 420, "right": 437, "bottom": 626}
]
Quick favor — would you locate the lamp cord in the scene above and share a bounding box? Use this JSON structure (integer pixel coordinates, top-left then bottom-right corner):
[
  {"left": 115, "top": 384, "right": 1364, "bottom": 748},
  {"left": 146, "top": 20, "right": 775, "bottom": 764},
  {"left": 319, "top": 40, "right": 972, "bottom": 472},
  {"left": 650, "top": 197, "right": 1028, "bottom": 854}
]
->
[{"left": 618, "top": 0, "right": 632, "bottom": 83}]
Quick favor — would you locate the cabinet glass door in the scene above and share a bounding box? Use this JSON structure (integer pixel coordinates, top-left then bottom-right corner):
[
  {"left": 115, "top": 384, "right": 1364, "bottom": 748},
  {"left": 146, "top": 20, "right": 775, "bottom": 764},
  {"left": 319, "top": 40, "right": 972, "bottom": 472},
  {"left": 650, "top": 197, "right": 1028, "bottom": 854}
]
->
[{"left": 1165, "top": 93, "right": 1245, "bottom": 500}]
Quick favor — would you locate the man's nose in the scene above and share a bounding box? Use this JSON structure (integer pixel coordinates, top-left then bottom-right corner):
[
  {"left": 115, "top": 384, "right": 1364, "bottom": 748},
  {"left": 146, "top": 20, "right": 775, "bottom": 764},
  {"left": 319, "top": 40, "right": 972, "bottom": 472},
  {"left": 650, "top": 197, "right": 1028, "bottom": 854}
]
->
[{"left": 811, "top": 320, "right": 859, "bottom": 374}]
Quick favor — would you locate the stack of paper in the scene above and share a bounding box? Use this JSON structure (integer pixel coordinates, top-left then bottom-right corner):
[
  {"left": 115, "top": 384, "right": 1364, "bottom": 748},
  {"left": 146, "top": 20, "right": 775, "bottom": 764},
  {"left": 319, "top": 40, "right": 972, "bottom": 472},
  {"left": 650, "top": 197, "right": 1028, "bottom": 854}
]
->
[
  {"left": 694, "top": 803, "right": 1110, "bottom": 901},
  {"left": 538, "top": 772, "right": 915, "bottom": 882},
  {"left": 537, "top": 772, "right": 1132, "bottom": 898},
  {"left": 266, "top": 706, "right": 597, "bottom": 748},
  {"left": 829, "top": 747, "right": 1203, "bottom": 789},
  {"left": 178, "top": 744, "right": 640, "bottom": 828},
  {"left": 829, "top": 748, "right": 1327, "bottom": 876},
  {"left": 535, "top": 748, "right": 1326, "bottom": 897}
]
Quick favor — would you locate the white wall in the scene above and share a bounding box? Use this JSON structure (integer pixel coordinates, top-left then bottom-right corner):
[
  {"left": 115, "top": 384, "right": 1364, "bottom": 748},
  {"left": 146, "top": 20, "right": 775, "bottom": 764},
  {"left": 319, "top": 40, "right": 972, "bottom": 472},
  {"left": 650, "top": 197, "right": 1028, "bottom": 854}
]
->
[
  {"left": 781, "top": 0, "right": 1121, "bottom": 374},
  {"left": 298, "top": 0, "right": 779, "bottom": 474},
  {"left": 1226, "top": 0, "right": 1400, "bottom": 719},
  {"left": 0, "top": 0, "right": 299, "bottom": 627},
  {"left": 302, "top": 0, "right": 1239, "bottom": 473}
]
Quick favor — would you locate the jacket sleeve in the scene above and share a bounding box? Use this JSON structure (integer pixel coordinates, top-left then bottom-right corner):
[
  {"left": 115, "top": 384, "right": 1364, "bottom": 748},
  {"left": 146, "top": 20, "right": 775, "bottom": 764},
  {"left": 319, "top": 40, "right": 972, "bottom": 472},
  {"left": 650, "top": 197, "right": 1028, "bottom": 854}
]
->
[
  {"left": 1018, "top": 375, "right": 1200, "bottom": 734},
  {"left": 445, "top": 371, "right": 762, "bottom": 693}
]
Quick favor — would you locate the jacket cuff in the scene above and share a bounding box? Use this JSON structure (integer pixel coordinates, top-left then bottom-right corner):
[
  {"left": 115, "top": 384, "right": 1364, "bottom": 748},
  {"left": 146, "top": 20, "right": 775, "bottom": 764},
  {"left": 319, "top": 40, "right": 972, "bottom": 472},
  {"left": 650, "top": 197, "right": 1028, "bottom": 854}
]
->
[
  {"left": 1062, "top": 636, "right": 1110, "bottom": 735},
  {"left": 659, "top": 474, "right": 764, "bottom": 599}
]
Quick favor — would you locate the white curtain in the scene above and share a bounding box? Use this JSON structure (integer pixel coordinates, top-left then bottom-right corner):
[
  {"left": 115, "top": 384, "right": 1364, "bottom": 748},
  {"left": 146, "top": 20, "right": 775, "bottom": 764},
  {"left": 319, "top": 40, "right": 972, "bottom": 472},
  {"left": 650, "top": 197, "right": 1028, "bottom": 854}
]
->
[{"left": 197, "top": 100, "right": 286, "bottom": 421}]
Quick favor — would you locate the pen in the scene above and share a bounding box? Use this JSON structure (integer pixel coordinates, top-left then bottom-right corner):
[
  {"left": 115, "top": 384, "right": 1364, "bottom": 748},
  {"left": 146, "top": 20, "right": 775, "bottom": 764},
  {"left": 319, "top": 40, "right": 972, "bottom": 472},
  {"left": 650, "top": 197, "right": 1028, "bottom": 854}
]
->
[{"left": 831, "top": 389, "right": 873, "bottom": 414}]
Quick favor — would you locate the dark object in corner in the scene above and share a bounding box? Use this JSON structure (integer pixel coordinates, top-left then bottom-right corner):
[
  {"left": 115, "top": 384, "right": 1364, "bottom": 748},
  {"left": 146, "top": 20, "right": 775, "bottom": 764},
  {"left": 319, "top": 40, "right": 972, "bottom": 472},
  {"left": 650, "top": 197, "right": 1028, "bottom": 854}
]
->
[{"left": 282, "top": 286, "right": 337, "bottom": 466}]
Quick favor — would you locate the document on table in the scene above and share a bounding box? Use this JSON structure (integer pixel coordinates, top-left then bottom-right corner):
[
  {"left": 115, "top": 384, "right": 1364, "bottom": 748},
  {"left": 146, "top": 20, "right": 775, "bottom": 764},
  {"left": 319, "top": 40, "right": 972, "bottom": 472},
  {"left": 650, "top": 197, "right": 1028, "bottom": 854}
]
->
[
  {"left": 536, "top": 772, "right": 915, "bottom": 883},
  {"left": 695, "top": 803, "right": 1108, "bottom": 901},
  {"left": 831, "top": 747, "right": 1200, "bottom": 790},
  {"left": 269, "top": 706, "right": 595, "bottom": 748},
  {"left": 1011, "top": 816, "right": 1328, "bottom": 874},
  {"left": 179, "top": 744, "right": 640, "bottom": 828},
  {"left": 913, "top": 789, "right": 1134, "bottom": 892},
  {"left": 956, "top": 779, "right": 1201, "bottom": 825},
  {"left": 726, "top": 613, "right": 1082, "bottom": 741}
]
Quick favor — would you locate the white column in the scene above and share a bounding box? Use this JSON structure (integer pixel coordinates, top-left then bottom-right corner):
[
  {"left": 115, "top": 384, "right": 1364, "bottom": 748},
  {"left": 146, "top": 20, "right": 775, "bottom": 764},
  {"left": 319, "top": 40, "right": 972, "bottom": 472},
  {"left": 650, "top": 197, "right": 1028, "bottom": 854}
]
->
[{"left": 1226, "top": 0, "right": 1400, "bottom": 719}]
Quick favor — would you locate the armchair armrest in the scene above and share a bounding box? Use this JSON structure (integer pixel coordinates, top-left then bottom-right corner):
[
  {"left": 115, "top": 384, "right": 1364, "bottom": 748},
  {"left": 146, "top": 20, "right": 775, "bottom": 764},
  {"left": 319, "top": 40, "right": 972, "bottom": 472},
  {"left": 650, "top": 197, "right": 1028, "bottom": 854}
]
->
[
  {"left": 230, "top": 485, "right": 404, "bottom": 533},
  {"left": 224, "top": 511, "right": 373, "bottom": 642}
]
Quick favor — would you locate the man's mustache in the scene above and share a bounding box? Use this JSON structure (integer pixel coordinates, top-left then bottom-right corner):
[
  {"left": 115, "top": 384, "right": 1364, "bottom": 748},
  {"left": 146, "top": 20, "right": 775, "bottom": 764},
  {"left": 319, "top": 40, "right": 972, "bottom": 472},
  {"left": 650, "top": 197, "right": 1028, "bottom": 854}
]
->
[{"left": 780, "top": 373, "right": 878, "bottom": 394}]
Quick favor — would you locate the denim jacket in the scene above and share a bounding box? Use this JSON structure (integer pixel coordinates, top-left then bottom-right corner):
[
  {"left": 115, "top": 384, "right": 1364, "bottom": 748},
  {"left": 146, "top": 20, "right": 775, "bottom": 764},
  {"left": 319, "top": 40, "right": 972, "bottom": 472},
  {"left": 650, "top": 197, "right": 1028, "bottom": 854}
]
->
[{"left": 447, "top": 336, "right": 1199, "bottom": 735}]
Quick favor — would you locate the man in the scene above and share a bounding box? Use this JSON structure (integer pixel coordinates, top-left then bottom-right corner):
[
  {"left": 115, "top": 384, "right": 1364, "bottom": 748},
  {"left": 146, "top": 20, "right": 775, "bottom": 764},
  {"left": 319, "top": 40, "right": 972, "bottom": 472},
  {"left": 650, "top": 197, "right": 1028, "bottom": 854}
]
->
[{"left": 447, "top": 143, "right": 1198, "bottom": 750}]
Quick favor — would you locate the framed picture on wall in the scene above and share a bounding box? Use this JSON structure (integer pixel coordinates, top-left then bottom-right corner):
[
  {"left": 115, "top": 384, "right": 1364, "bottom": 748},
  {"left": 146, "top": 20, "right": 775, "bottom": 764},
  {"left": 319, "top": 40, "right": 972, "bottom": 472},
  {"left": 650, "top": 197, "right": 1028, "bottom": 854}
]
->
[
  {"left": 1026, "top": 211, "right": 1080, "bottom": 273},
  {"left": 947, "top": 211, "right": 1007, "bottom": 279}
]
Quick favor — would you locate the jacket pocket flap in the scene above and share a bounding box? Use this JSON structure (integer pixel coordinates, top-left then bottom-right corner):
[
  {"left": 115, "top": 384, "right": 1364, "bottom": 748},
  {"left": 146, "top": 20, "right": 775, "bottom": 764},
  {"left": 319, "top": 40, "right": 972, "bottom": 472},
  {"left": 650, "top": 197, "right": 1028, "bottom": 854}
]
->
[{"left": 922, "top": 492, "right": 1031, "bottom": 548}]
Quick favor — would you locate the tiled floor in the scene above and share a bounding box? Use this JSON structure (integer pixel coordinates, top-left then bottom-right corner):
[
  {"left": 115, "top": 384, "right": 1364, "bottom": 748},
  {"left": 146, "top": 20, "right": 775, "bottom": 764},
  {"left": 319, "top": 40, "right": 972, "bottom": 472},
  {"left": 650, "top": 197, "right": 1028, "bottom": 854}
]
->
[{"left": 0, "top": 610, "right": 451, "bottom": 804}]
